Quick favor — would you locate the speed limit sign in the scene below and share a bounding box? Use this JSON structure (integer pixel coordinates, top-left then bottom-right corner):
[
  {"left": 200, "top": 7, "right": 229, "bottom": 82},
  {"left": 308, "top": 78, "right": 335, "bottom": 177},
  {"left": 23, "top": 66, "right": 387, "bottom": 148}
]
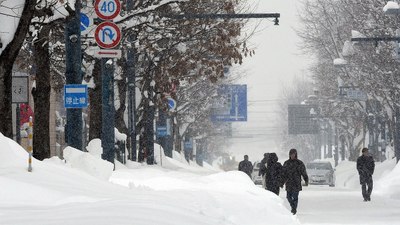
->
[{"left": 95, "top": 0, "right": 121, "bottom": 20}]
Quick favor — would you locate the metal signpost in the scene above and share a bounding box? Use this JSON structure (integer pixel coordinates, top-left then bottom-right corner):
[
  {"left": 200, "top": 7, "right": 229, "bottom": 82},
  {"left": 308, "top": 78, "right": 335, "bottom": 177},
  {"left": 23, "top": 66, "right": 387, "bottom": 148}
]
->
[
  {"left": 211, "top": 84, "right": 247, "bottom": 122},
  {"left": 94, "top": 0, "right": 122, "bottom": 164}
]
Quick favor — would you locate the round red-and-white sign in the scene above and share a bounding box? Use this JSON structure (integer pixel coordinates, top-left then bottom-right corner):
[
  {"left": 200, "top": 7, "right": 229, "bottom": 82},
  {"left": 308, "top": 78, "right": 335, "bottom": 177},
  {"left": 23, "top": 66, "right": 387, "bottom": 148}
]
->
[
  {"left": 95, "top": 22, "right": 121, "bottom": 49},
  {"left": 95, "top": 0, "right": 121, "bottom": 20}
]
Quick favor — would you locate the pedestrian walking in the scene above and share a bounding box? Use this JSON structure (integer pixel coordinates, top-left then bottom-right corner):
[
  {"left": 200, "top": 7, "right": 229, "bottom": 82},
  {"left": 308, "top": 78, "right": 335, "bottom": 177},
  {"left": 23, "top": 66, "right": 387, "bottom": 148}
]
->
[
  {"left": 259, "top": 153, "right": 269, "bottom": 189},
  {"left": 356, "top": 147, "right": 375, "bottom": 202},
  {"left": 238, "top": 155, "right": 253, "bottom": 178},
  {"left": 265, "top": 152, "right": 283, "bottom": 195},
  {"left": 282, "top": 149, "right": 308, "bottom": 215}
]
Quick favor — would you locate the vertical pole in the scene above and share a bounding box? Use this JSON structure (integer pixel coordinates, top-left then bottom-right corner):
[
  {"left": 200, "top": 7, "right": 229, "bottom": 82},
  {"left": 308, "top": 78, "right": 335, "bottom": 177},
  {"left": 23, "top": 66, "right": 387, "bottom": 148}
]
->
[
  {"left": 65, "top": 0, "right": 83, "bottom": 150},
  {"left": 127, "top": 0, "right": 136, "bottom": 161},
  {"left": 395, "top": 105, "right": 400, "bottom": 162},
  {"left": 166, "top": 116, "right": 173, "bottom": 157},
  {"left": 334, "top": 127, "right": 339, "bottom": 167},
  {"left": 101, "top": 58, "right": 115, "bottom": 164},
  {"left": 340, "top": 136, "right": 346, "bottom": 161},
  {"left": 127, "top": 47, "right": 136, "bottom": 161},
  {"left": 16, "top": 103, "right": 21, "bottom": 144},
  {"left": 327, "top": 122, "right": 333, "bottom": 158},
  {"left": 146, "top": 104, "right": 155, "bottom": 164},
  {"left": 28, "top": 116, "right": 33, "bottom": 172}
]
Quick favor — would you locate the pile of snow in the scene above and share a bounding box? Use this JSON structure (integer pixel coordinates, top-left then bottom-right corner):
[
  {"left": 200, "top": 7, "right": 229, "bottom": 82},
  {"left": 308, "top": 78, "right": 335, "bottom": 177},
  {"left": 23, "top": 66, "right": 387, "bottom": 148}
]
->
[
  {"left": 375, "top": 159, "right": 400, "bottom": 200},
  {"left": 0, "top": 133, "right": 299, "bottom": 225},
  {"left": 63, "top": 146, "right": 114, "bottom": 180},
  {"left": 335, "top": 158, "right": 400, "bottom": 200}
]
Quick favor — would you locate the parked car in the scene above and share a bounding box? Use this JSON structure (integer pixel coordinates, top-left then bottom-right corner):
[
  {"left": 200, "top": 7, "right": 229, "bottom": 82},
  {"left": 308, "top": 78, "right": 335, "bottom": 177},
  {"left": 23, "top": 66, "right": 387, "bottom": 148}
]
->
[
  {"left": 306, "top": 161, "right": 335, "bottom": 187},
  {"left": 251, "top": 161, "right": 263, "bottom": 185}
]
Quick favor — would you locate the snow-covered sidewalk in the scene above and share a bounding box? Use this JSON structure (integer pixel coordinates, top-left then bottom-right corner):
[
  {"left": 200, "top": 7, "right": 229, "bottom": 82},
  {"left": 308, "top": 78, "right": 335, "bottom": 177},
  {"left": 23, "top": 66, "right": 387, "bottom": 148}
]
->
[{"left": 0, "top": 133, "right": 299, "bottom": 225}]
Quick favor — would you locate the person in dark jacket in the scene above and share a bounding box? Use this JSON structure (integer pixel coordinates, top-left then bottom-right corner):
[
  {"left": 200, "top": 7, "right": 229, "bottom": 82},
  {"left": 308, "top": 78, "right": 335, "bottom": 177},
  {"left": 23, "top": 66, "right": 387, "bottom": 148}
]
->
[
  {"left": 265, "top": 153, "right": 283, "bottom": 195},
  {"left": 238, "top": 155, "right": 253, "bottom": 178},
  {"left": 259, "top": 153, "right": 269, "bottom": 189},
  {"left": 357, "top": 147, "right": 375, "bottom": 201},
  {"left": 282, "top": 149, "right": 308, "bottom": 215}
]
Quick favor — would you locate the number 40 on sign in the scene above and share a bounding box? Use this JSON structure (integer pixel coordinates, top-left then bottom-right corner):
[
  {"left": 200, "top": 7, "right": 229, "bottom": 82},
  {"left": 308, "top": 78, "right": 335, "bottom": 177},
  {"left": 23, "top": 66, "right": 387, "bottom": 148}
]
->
[{"left": 95, "top": 0, "right": 121, "bottom": 20}]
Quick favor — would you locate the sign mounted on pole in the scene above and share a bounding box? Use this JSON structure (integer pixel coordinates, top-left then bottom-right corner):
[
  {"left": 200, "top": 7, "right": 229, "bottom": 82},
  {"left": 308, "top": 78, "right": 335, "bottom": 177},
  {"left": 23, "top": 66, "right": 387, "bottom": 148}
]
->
[
  {"left": 12, "top": 76, "right": 29, "bottom": 103},
  {"left": 288, "top": 104, "right": 319, "bottom": 135},
  {"left": 64, "top": 84, "right": 88, "bottom": 108},
  {"left": 167, "top": 96, "right": 177, "bottom": 111},
  {"left": 95, "top": 21, "right": 121, "bottom": 49},
  {"left": 95, "top": 0, "right": 121, "bottom": 20},
  {"left": 94, "top": 49, "right": 122, "bottom": 58},
  {"left": 211, "top": 84, "right": 247, "bottom": 122},
  {"left": 80, "top": 12, "right": 93, "bottom": 35}
]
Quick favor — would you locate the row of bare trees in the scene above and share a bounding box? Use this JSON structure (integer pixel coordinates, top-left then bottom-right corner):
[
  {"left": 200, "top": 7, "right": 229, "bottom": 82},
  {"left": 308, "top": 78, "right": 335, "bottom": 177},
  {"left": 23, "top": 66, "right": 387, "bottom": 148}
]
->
[
  {"left": 0, "top": 0, "right": 252, "bottom": 163},
  {"left": 280, "top": 0, "right": 400, "bottom": 161}
]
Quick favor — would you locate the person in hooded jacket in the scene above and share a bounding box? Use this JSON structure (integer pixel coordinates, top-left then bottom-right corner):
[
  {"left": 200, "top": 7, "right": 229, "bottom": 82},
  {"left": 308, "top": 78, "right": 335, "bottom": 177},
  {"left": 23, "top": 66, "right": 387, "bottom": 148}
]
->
[
  {"left": 282, "top": 148, "right": 308, "bottom": 215},
  {"left": 265, "top": 152, "right": 282, "bottom": 195},
  {"left": 357, "top": 147, "right": 375, "bottom": 201}
]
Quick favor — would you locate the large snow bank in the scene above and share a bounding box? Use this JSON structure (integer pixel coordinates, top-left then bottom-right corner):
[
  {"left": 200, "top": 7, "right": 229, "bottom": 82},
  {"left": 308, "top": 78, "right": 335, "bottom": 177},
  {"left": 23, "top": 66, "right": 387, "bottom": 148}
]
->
[
  {"left": 335, "top": 158, "right": 400, "bottom": 200},
  {"left": 375, "top": 159, "right": 400, "bottom": 199},
  {"left": 0, "top": 132, "right": 299, "bottom": 225}
]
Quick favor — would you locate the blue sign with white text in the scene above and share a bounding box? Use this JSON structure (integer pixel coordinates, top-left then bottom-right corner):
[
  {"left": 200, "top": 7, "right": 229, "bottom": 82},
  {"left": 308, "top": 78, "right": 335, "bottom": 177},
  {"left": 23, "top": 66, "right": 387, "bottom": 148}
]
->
[
  {"left": 64, "top": 84, "right": 88, "bottom": 108},
  {"left": 157, "top": 126, "right": 167, "bottom": 137},
  {"left": 211, "top": 84, "right": 247, "bottom": 122}
]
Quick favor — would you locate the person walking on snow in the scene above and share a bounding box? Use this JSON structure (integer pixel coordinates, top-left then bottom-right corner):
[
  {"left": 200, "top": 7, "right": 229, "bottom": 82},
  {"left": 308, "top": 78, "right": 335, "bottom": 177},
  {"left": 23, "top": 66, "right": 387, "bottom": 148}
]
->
[
  {"left": 357, "top": 147, "right": 375, "bottom": 202},
  {"left": 282, "top": 149, "right": 308, "bottom": 215},
  {"left": 265, "top": 152, "right": 283, "bottom": 195},
  {"left": 238, "top": 155, "right": 253, "bottom": 178}
]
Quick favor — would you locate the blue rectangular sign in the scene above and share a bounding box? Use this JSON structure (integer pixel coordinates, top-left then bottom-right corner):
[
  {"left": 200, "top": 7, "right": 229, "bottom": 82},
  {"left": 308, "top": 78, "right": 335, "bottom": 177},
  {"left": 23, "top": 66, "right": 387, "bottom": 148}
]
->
[
  {"left": 211, "top": 84, "right": 247, "bottom": 122},
  {"left": 157, "top": 126, "right": 167, "bottom": 137},
  {"left": 64, "top": 84, "right": 88, "bottom": 108}
]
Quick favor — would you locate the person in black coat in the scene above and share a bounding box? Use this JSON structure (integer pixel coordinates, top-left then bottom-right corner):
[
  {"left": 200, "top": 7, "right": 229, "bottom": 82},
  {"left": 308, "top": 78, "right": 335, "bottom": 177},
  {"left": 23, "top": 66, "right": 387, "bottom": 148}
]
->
[
  {"left": 238, "top": 155, "right": 253, "bottom": 178},
  {"left": 259, "top": 153, "right": 269, "bottom": 189},
  {"left": 282, "top": 149, "right": 308, "bottom": 215},
  {"left": 265, "top": 153, "right": 282, "bottom": 195},
  {"left": 357, "top": 147, "right": 375, "bottom": 201}
]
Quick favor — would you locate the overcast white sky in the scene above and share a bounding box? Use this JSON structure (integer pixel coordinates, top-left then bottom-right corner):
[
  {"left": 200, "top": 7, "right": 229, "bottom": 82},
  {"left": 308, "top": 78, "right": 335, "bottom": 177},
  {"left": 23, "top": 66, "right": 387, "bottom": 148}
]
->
[{"left": 227, "top": 0, "right": 312, "bottom": 162}]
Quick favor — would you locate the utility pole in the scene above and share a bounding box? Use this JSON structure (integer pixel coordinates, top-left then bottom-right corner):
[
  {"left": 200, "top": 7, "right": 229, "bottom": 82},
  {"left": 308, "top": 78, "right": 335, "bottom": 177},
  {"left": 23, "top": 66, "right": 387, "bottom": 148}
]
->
[{"left": 65, "top": 0, "right": 83, "bottom": 150}]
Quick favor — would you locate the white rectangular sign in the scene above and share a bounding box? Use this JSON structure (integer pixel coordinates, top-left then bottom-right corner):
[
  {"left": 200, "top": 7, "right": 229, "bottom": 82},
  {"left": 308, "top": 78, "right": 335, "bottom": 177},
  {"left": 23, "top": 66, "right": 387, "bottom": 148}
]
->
[
  {"left": 12, "top": 76, "right": 29, "bottom": 103},
  {"left": 93, "top": 49, "right": 122, "bottom": 58}
]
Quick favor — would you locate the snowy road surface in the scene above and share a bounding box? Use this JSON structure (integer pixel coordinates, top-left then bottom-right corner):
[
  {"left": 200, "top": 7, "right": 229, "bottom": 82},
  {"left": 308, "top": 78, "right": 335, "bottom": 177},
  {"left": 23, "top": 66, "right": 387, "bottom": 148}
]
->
[{"left": 282, "top": 185, "right": 400, "bottom": 225}]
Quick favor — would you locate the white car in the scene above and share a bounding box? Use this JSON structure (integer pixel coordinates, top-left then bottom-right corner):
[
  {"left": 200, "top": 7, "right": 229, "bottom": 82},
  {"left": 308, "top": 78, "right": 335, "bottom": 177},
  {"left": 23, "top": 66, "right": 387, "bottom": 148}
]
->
[
  {"left": 251, "top": 161, "right": 264, "bottom": 185},
  {"left": 306, "top": 161, "right": 335, "bottom": 187}
]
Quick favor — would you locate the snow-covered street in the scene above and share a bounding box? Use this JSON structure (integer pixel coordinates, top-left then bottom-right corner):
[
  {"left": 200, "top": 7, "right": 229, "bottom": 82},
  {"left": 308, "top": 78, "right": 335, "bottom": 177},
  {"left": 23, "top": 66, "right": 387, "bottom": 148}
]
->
[
  {"left": 1, "top": 132, "right": 400, "bottom": 225},
  {"left": 282, "top": 159, "right": 400, "bottom": 225},
  {"left": 294, "top": 186, "right": 400, "bottom": 225}
]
